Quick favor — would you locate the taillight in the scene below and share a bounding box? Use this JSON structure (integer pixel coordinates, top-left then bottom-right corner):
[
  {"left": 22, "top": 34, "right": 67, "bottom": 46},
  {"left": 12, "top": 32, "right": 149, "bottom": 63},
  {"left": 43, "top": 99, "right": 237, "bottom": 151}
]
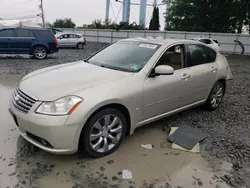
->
[
  {"left": 83, "top": 37, "right": 86, "bottom": 41},
  {"left": 53, "top": 37, "right": 58, "bottom": 48}
]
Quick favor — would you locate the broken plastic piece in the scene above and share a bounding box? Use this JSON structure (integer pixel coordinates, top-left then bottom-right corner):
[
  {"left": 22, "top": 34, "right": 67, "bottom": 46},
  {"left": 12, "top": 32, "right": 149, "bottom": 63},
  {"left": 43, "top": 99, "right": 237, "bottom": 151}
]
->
[
  {"left": 122, "top": 169, "right": 133, "bottom": 179},
  {"left": 141, "top": 144, "right": 153, "bottom": 149}
]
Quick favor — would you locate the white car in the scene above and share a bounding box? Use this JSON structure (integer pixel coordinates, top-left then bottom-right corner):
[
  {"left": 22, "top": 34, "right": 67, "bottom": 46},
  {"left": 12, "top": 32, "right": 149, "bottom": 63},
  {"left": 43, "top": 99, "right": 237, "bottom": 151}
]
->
[
  {"left": 193, "top": 38, "right": 220, "bottom": 51},
  {"left": 55, "top": 33, "right": 86, "bottom": 49}
]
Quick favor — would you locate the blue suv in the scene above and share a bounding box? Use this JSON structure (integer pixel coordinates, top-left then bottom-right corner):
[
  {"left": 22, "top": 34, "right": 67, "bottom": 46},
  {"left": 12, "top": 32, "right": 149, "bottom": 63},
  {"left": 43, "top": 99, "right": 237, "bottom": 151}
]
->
[{"left": 0, "top": 27, "right": 58, "bottom": 59}]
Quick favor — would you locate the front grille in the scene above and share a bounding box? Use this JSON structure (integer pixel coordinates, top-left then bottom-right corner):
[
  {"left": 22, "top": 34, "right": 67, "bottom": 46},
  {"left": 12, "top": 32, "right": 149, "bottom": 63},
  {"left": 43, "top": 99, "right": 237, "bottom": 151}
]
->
[{"left": 12, "top": 88, "right": 36, "bottom": 113}]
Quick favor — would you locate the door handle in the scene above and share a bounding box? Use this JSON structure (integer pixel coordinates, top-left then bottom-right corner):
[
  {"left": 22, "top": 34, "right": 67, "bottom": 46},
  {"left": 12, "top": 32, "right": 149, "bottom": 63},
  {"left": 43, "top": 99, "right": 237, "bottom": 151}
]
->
[
  {"left": 181, "top": 73, "right": 191, "bottom": 81},
  {"left": 211, "top": 67, "right": 218, "bottom": 73}
]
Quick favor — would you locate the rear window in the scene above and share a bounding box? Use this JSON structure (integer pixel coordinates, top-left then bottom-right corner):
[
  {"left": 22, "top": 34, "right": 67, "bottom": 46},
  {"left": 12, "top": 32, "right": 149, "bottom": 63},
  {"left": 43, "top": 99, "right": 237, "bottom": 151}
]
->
[
  {"left": 212, "top": 39, "right": 219, "bottom": 44},
  {"left": 16, "top": 29, "right": 35, "bottom": 37},
  {"left": 37, "top": 30, "right": 54, "bottom": 39}
]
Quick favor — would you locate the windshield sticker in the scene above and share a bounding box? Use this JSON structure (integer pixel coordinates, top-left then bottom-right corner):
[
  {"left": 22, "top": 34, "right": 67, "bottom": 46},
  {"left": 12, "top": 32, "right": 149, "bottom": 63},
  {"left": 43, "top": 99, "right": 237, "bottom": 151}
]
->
[{"left": 139, "top": 44, "right": 157, "bottom": 49}]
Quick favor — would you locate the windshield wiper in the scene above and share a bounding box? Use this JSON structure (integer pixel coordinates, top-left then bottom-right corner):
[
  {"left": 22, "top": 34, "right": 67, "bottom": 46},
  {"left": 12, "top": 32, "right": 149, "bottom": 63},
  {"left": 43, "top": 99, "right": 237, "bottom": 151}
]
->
[
  {"left": 100, "top": 64, "right": 134, "bottom": 72},
  {"left": 83, "top": 59, "right": 89, "bottom": 63}
]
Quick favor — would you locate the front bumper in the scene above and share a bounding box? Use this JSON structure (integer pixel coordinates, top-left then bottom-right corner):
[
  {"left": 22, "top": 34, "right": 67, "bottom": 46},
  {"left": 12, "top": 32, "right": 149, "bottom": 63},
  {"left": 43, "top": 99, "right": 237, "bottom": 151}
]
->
[{"left": 9, "top": 100, "right": 80, "bottom": 154}]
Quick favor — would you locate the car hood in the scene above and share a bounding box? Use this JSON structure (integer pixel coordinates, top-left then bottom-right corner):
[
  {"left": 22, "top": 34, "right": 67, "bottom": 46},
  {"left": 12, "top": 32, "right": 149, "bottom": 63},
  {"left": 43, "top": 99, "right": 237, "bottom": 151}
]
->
[{"left": 19, "top": 61, "right": 133, "bottom": 101}]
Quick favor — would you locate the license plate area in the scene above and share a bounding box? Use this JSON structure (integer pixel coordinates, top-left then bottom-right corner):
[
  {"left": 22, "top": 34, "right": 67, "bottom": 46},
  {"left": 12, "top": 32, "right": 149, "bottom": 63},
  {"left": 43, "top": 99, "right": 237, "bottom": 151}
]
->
[{"left": 9, "top": 109, "right": 19, "bottom": 127}]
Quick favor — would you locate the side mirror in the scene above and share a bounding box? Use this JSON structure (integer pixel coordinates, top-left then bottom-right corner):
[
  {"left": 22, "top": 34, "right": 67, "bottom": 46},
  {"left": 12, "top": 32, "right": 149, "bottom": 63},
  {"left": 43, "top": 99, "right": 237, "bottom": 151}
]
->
[{"left": 155, "top": 65, "right": 174, "bottom": 75}]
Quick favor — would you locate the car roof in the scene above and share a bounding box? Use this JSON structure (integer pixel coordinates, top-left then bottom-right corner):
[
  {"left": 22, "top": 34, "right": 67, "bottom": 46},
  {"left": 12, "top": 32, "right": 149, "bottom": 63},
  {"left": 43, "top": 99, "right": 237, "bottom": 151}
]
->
[
  {"left": 120, "top": 37, "right": 197, "bottom": 45},
  {"left": 0, "top": 27, "right": 48, "bottom": 31},
  {"left": 194, "top": 37, "right": 217, "bottom": 40},
  {"left": 55, "top": 33, "right": 81, "bottom": 36}
]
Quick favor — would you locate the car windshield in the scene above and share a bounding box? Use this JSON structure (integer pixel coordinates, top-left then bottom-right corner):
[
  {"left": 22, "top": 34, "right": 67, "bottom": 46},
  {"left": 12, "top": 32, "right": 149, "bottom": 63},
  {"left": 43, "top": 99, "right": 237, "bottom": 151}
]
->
[{"left": 88, "top": 41, "right": 161, "bottom": 72}]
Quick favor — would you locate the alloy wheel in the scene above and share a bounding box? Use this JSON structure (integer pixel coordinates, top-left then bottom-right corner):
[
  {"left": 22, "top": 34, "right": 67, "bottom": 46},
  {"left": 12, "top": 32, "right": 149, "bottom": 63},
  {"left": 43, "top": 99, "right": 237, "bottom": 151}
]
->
[
  {"left": 210, "top": 84, "right": 224, "bottom": 108},
  {"left": 89, "top": 115, "right": 123, "bottom": 153},
  {"left": 35, "top": 47, "right": 46, "bottom": 59}
]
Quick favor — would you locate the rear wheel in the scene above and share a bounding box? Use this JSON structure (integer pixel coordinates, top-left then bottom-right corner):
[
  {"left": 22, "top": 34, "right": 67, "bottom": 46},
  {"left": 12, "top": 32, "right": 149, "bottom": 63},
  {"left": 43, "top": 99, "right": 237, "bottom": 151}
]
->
[
  {"left": 203, "top": 81, "right": 225, "bottom": 110},
  {"left": 33, "top": 46, "right": 47, "bottom": 60},
  {"left": 80, "top": 108, "right": 127, "bottom": 158},
  {"left": 77, "top": 43, "right": 84, "bottom": 49}
]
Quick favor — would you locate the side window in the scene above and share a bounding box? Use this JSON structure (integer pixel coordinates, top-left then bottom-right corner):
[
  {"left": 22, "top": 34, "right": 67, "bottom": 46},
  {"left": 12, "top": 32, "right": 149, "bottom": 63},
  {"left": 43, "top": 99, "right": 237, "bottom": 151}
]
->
[
  {"left": 62, "top": 34, "right": 69, "bottom": 38},
  {"left": 212, "top": 39, "right": 219, "bottom": 44},
  {"left": 69, "top": 34, "right": 79, "bottom": 38},
  {"left": 156, "top": 44, "right": 185, "bottom": 70},
  {"left": 199, "top": 39, "right": 212, "bottom": 44},
  {"left": 16, "top": 29, "right": 35, "bottom": 37},
  {"left": 69, "top": 34, "right": 76, "bottom": 38},
  {"left": 201, "top": 45, "right": 217, "bottom": 62},
  {"left": 0, "top": 29, "right": 14, "bottom": 37},
  {"left": 187, "top": 44, "right": 216, "bottom": 67}
]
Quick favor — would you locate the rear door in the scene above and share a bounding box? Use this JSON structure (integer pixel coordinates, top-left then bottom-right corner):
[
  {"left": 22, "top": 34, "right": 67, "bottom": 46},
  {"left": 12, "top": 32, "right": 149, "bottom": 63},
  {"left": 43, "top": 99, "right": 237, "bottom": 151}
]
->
[
  {"left": 0, "top": 29, "right": 15, "bottom": 53},
  {"left": 186, "top": 44, "right": 218, "bottom": 101},
  {"left": 68, "top": 34, "right": 79, "bottom": 47},
  {"left": 13, "top": 28, "right": 36, "bottom": 53}
]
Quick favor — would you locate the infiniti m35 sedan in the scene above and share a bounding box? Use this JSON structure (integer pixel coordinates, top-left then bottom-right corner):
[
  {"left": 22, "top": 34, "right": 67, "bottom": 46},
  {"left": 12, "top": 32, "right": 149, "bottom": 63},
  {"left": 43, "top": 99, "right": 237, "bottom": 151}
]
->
[{"left": 9, "top": 37, "right": 233, "bottom": 157}]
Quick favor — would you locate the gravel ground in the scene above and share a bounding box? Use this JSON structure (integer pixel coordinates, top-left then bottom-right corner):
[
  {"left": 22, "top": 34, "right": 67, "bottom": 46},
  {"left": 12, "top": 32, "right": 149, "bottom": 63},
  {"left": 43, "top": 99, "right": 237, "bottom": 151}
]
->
[
  {"left": 0, "top": 43, "right": 249, "bottom": 187},
  {"left": 0, "top": 42, "right": 108, "bottom": 75},
  {"left": 163, "top": 55, "right": 250, "bottom": 187}
]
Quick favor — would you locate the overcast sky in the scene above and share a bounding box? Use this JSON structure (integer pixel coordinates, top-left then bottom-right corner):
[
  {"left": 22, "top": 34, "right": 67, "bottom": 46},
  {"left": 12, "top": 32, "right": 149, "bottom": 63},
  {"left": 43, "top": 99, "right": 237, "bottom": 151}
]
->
[{"left": 1, "top": 0, "right": 166, "bottom": 29}]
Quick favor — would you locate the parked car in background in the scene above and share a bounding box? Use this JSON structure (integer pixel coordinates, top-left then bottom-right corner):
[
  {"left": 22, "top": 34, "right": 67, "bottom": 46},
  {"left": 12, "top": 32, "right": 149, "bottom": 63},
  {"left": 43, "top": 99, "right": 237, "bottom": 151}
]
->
[
  {"left": 193, "top": 38, "right": 220, "bottom": 51},
  {"left": 55, "top": 33, "right": 86, "bottom": 49},
  {"left": 9, "top": 37, "right": 233, "bottom": 157},
  {"left": 0, "top": 27, "right": 58, "bottom": 59}
]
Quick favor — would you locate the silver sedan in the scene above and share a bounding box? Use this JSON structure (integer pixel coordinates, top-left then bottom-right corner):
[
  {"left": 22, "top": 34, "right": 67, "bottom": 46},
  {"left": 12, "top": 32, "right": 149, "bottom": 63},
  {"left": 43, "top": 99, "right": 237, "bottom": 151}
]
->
[
  {"left": 55, "top": 33, "right": 86, "bottom": 49},
  {"left": 9, "top": 38, "right": 233, "bottom": 157}
]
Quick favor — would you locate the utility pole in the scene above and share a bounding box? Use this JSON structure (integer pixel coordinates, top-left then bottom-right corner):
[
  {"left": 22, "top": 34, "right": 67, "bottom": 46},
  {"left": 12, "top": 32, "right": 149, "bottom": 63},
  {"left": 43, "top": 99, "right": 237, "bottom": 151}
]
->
[{"left": 40, "top": 0, "right": 45, "bottom": 27}]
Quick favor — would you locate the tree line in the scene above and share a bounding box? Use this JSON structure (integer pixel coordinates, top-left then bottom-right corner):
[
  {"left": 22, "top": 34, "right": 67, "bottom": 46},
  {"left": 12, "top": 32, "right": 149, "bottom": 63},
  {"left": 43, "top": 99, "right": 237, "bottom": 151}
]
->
[
  {"left": 49, "top": 0, "right": 249, "bottom": 33},
  {"left": 164, "top": 0, "right": 249, "bottom": 33}
]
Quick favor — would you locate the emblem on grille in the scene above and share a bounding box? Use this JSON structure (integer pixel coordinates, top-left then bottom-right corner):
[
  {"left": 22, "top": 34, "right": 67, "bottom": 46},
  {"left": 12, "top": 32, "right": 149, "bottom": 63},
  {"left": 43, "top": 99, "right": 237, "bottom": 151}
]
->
[{"left": 14, "top": 94, "right": 19, "bottom": 101}]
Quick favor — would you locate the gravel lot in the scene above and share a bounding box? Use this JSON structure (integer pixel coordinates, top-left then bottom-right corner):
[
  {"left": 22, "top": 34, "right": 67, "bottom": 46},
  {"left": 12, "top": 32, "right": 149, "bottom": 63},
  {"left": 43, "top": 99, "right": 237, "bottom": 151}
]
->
[
  {"left": 0, "top": 43, "right": 249, "bottom": 188},
  {"left": 0, "top": 42, "right": 108, "bottom": 75}
]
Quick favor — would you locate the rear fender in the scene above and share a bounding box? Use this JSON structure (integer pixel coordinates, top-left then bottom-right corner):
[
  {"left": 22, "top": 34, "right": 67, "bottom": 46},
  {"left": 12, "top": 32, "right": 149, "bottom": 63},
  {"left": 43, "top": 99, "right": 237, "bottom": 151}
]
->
[{"left": 30, "top": 43, "right": 50, "bottom": 55}]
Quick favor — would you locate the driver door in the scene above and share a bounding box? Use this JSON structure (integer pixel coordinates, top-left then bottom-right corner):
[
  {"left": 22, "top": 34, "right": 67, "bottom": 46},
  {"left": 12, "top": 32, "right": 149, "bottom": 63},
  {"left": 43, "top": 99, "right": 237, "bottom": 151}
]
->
[
  {"left": 57, "top": 34, "right": 69, "bottom": 47},
  {"left": 143, "top": 44, "right": 194, "bottom": 120}
]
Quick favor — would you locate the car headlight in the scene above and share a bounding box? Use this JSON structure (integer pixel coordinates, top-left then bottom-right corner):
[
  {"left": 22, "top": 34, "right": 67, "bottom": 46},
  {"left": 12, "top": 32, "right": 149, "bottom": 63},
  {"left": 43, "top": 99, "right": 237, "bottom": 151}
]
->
[{"left": 36, "top": 96, "right": 83, "bottom": 115}]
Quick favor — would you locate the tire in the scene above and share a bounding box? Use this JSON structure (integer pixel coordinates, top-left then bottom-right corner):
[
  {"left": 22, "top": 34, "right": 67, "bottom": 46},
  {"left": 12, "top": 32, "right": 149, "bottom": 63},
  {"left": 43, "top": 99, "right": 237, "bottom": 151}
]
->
[
  {"left": 79, "top": 108, "right": 127, "bottom": 158},
  {"left": 33, "top": 46, "right": 47, "bottom": 60},
  {"left": 203, "top": 81, "right": 225, "bottom": 110},
  {"left": 77, "top": 43, "right": 84, "bottom": 49}
]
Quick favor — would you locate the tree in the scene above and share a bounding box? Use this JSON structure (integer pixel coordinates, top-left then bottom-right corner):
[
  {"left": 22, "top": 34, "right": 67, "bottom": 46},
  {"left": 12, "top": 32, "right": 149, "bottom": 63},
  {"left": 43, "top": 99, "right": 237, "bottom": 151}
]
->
[
  {"left": 87, "top": 20, "right": 145, "bottom": 30},
  {"left": 53, "top": 18, "right": 76, "bottom": 28},
  {"left": 149, "top": 6, "right": 160, "bottom": 30},
  {"left": 165, "top": 0, "right": 249, "bottom": 33}
]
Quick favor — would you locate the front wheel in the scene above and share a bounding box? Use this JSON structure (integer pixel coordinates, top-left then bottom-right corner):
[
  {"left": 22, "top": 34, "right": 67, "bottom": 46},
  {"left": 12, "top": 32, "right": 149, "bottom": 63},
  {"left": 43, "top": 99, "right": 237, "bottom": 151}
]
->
[
  {"left": 33, "top": 46, "right": 47, "bottom": 60},
  {"left": 203, "top": 81, "right": 225, "bottom": 110},
  {"left": 80, "top": 108, "right": 127, "bottom": 158}
]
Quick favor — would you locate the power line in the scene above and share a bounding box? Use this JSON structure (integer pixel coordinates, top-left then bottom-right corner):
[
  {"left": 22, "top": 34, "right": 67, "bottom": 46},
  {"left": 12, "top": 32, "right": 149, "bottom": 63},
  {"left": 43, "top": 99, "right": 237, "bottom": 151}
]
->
[
  {"left": 0, "top": 13, "right": 40, "bottom": 20},
  {"left": 3, "top": 0, "right": 35, "bottom": 5}
]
